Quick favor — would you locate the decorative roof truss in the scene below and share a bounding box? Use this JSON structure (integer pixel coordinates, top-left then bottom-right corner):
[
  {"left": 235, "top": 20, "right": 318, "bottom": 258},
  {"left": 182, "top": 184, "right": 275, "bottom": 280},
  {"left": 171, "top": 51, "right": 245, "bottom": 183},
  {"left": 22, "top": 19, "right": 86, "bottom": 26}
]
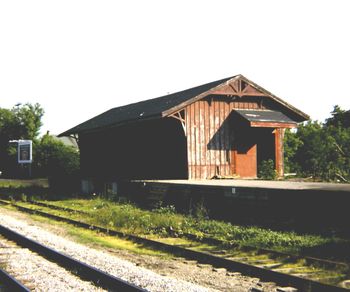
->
[{"left": 211, "top": 78, "right": 263, "bottom": 97}]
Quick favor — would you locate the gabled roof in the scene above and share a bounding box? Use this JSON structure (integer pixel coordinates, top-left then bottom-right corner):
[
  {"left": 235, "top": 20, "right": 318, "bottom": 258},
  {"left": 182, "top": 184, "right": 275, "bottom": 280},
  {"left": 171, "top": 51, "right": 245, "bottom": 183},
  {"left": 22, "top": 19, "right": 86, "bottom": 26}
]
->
[{"left": 59, "top": 74, "right": 309, "bottom": 136}]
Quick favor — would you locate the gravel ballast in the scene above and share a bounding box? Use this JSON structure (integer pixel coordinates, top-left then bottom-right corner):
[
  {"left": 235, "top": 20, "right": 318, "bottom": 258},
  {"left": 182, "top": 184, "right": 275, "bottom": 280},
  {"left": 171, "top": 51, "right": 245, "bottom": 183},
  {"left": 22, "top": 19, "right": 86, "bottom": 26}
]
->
[{"left": 0, "top": 237, "right": 103, "bottom": 291}]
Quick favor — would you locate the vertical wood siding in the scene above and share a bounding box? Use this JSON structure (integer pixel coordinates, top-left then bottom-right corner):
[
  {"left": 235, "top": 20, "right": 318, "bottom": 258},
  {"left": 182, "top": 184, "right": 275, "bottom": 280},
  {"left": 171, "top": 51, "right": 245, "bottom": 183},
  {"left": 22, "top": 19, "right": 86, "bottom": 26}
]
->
[{"left": 186, "top": 96, "right": 264, "bottom": 179}]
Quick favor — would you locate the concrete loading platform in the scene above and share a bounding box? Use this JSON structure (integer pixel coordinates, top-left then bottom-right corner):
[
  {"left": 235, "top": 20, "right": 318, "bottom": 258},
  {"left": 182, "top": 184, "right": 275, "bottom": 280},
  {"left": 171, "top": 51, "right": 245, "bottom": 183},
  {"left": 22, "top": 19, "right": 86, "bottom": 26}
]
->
[
  {"left": 139, "top": 179, "right": 350, "bottom": 192},
  {"left": 119, "top": 179, "right": 350, "bottom": 235}
]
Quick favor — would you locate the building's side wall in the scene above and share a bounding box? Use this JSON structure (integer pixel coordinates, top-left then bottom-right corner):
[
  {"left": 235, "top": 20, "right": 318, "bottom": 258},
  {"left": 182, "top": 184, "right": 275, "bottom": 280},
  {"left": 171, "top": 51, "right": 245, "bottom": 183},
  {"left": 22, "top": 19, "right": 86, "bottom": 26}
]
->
[
  {"left": 185, "top": 95, "right": 267, "bottom": 179},
  {"left": 79, "top": 118, "right": 188, "bottom": 187}
]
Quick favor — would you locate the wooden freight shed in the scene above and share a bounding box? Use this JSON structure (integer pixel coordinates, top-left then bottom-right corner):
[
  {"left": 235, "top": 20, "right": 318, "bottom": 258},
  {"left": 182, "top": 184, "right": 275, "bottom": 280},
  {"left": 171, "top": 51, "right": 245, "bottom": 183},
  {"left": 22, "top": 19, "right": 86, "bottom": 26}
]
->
[{"left": 59, "top": 75, "right": 308, "bottom": 183}]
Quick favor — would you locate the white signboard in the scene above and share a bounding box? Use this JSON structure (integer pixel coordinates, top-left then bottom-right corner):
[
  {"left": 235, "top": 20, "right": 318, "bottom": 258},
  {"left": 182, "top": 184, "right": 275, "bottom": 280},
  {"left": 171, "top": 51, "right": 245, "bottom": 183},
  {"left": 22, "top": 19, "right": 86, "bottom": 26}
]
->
[{"left": 18, "top": 140, "right": 32, "bottom": 164}]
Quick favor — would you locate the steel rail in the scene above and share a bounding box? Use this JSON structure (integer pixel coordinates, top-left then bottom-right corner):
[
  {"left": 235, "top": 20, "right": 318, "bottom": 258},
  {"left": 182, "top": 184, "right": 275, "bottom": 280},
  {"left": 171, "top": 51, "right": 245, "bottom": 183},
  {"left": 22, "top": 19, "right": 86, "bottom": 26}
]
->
[
  {"left": 1, "top": 199, "right": 348, "bottom": 291},
  {"left": 0, "top": 268, "right": 30, "bottom": 292},
  {"left": 27, "top": 200, "right": 88, "bottom": 214},
  {"left": 0, "top": 223, "right": 145, "bottom": 292}
]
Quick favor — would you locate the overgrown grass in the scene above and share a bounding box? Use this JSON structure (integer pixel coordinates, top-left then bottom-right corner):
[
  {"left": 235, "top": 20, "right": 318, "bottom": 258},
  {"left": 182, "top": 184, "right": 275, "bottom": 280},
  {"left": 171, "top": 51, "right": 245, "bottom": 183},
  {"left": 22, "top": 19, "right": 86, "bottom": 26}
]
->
[
  {"left": 2, "top": 203, "right": 169, "bottom": 257},
  {"left": 0, "top": 178, "right": 49, "bottom": 188},
  {"left": 43, "top": 197, "right": 336, "bottom": 254}
]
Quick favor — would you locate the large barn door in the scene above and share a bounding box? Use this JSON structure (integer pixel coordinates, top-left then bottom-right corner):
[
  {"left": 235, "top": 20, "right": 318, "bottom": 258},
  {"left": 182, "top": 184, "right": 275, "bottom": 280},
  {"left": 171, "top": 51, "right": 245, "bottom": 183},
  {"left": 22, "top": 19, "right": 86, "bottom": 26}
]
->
[
  {"left": 234, "top": 143, "right": 257, "bottom": 178},
  {"left": 232, "top": 129, "right": 257, "bottom": 178}
]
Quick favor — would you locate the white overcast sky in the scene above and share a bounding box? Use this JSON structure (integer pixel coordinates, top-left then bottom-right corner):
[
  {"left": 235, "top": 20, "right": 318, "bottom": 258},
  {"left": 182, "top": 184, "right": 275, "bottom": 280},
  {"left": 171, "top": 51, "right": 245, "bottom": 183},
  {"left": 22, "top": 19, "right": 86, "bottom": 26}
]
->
[{"left": 1, "top": 1, "right": 349, "bottom": 135}]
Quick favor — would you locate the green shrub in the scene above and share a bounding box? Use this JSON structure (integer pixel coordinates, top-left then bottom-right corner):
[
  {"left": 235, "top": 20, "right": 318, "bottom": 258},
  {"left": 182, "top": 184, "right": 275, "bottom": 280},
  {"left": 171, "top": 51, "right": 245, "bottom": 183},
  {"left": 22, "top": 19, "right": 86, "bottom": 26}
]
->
[{"left": 258, "top": 159, "right": 277, "bottom": 180}]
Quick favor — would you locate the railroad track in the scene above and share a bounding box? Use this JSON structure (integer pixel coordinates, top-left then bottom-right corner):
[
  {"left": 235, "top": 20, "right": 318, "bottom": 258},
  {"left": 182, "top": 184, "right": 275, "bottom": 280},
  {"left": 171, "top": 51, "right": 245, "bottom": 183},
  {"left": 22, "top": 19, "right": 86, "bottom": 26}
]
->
[
  {"left": 0, "top": 221, "right": 144, "bottom": 291},
  {"left": 0, "top": 235, "right": 34, "bottom": 291},
  {"left": 26, "top": 200, "right": 88, "bottom": 215},
  {"left": 1, "top": 199, "right": 349, "bottom": 292},
  {"left": 0, "top": 266, "right": 30, "bottom": 292}
]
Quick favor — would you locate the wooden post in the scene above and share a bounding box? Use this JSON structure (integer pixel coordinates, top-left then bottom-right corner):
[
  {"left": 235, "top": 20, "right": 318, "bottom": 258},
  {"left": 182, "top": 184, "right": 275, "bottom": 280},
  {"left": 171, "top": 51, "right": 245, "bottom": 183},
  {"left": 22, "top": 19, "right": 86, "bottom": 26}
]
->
[{"left": 274, "top": 128, "right": 285, "bottom": 177}]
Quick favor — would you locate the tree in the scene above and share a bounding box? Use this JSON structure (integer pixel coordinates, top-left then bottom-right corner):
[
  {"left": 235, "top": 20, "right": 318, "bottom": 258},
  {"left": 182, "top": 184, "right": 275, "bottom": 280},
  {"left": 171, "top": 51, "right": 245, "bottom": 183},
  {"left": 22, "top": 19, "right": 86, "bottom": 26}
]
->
[
  {"left": 323, "top": 111, "right": 350, "bottom": 181},
  {"left": 33, "top": 134, "right": 80, "bottom": 191},
  {"left": 12, "top": 103, "right": 44, "bottom": 140},
  {"left": 0, "top": 103, "right": 80, "bottom": 190},
  {"left": 284, "top": 106, "right": 350, "bottom": 182},
  {"left": 0, "top": 103, "right": 44, "bottom": 177},
  {"left": 284, "top": 129, "right": 303, "bottom": 173},
  {"left": 294, "top": 121, "right": 325, "bottom": 177},
  {"left": 325, "top": 105, "right": 350, "bottom": 128}
]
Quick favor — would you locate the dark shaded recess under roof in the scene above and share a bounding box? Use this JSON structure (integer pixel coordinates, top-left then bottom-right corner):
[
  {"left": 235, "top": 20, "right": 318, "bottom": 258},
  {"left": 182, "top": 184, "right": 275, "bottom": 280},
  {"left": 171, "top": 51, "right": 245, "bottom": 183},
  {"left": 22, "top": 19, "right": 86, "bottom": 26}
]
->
[
  {"left": 235, "top": 109, "right": 296, "bottom": 124},
  {"left": 59, "top": 76, "right": 233, "bottom": 136}
]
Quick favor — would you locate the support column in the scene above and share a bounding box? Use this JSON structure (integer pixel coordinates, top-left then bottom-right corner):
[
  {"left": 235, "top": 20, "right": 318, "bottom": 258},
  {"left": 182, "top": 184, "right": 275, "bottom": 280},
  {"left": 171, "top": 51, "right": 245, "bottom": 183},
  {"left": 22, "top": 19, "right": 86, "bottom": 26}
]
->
[{"left": 274, "top": 128, "right": 285, "bottom": 177}]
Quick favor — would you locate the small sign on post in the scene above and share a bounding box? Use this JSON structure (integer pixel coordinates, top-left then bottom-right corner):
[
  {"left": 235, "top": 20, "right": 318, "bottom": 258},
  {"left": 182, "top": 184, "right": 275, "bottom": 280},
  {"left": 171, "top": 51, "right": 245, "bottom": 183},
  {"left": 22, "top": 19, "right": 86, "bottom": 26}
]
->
[{"left": 18, "top": 140, "right": 32, "bottom": 164}]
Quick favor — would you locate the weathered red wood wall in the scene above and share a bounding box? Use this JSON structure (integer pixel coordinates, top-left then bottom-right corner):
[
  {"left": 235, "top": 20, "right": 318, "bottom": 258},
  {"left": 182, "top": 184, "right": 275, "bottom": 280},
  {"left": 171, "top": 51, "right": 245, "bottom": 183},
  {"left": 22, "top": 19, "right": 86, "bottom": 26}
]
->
[{"left": 185, "top": 96, "right": 266, "bottom": 179}]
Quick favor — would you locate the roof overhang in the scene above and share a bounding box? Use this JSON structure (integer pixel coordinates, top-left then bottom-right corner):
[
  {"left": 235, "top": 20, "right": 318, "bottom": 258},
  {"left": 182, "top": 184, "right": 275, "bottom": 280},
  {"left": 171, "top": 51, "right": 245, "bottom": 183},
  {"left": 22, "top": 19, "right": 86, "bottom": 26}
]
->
[{"left": 234, "top": 109, "right": 297, "bottom": 128}]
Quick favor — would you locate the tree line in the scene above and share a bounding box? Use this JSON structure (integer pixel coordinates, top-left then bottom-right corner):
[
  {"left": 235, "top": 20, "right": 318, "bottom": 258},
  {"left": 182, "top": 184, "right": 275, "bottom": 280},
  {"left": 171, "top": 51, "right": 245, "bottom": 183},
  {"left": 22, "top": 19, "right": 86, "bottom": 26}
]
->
[
  {"left": 284, "top": 106, "right": 350, "bottom": 182},
  {"left": 0, "top": 103, "right": 79, "bottom": 190}
]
